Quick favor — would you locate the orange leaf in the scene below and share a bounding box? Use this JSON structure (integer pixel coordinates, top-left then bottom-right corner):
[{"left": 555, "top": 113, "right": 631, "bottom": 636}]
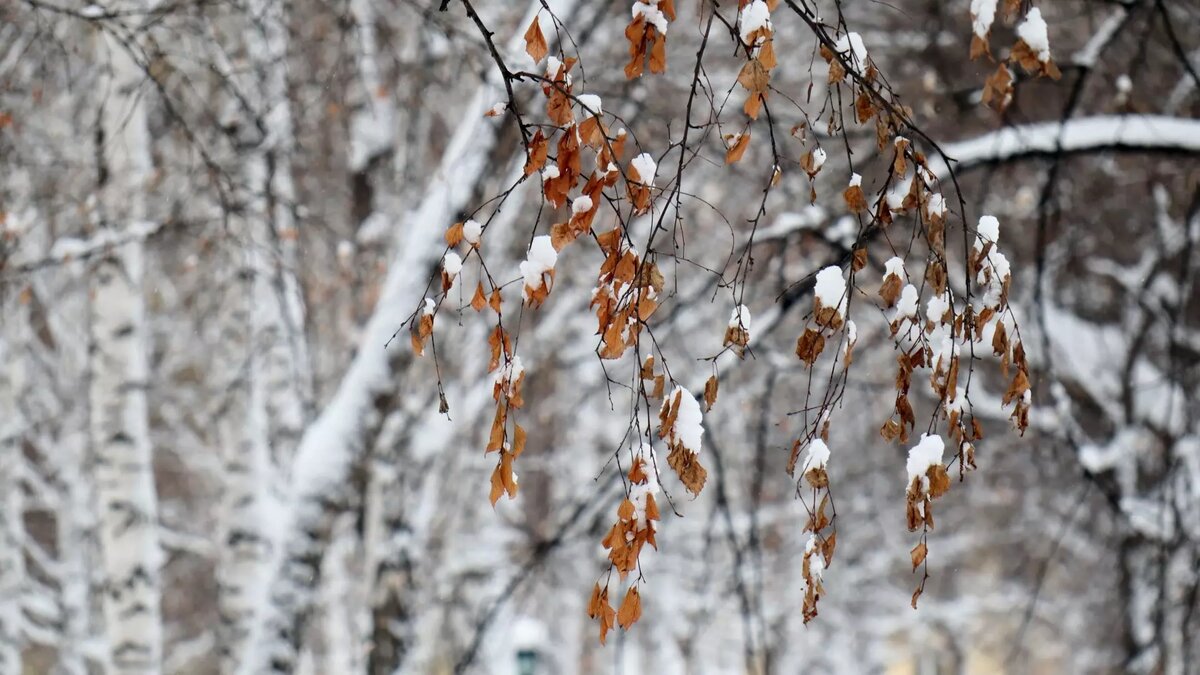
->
[
  {"left": 910, "top": 541, "right": 927, "bottom": 570},
  {"left": 725, "top": 132, "right": 750, "bottom": 165},
  {"left": 617, "top": 586, "right": 642, "bottom": 630},
  {"left": 703, "top": 375, "right": 718, "bottom": 411},
  {"left": 489, "top": 465, "right": 504, "bottom": 506},
  {"left": 445, "top": 222, "right": 464, "bottom": 247},
  {"left": 471, "top": 282, "right": 487, "bottom": 311},
  {"left": 524, "top": 16, "right": 548, "bottom": 64}
]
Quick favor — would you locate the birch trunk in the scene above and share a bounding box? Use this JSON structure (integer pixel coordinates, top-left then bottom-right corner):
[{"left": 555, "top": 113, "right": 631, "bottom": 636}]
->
[
  {"left": 0, "top": 313, "right": 26, "bottom": 674},
  {"left": 91, "top": 15, "right": 164, "bottom": 671},
  {"left": 217, "top": 0, "right": 312, "bottom": 670},
  {"left": 237, "top": 4, "right": 580, "bottom": 670}
]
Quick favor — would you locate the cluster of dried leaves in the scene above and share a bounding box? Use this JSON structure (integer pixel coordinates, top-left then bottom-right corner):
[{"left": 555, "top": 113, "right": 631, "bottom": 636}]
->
[
  {"left": 409, "top": 0, "right": 1042, "bottom": 642},
  {"left": 972, "top": 2, "right": 1062, "bottom": 111}
]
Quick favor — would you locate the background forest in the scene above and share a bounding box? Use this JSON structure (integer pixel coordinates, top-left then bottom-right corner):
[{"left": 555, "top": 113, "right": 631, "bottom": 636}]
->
[{"left": 1, "top": 0, "right": 1199, "bottom": 674}]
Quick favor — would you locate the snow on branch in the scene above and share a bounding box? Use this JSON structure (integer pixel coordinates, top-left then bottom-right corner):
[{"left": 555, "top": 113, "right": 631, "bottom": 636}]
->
[{"left": 933, "top": 115, "right": 1200, "bottom": 177}]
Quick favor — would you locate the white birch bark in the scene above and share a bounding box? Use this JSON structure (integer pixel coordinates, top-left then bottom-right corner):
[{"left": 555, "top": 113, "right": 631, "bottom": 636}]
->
[
  {"left": 91, "top": 13, "right": 164, "bottom": 670},
  {"left": 237, "top": 4, "right": 581, "bottom": 670},
  {"left": 0, "top": 310, "right": 26, "bottom": 674},
  {"left": 217, "top": 0, "right": 312, "bottom": 670}
]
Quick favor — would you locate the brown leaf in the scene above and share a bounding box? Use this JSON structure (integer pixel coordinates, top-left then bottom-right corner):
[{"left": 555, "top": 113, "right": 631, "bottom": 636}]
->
[
  {"left": 982, "top": 63, "right": 1013, "bottom": 112},
  {"left": 471, "top": 282, "right": 487, "bottom": 311},
  {"left": 843, "top": 184, "right": 868, "bottom": 213},
  {"left": 667, "top": 443, "right": 707, "bottom": 495},
  {"left": 489, "top": 288, "right": 502, "bottom": 313},
  {"left": 911, "top": 584, "right": 923, "bottom": 609},
  {"left": 795, "top": 328, "right": 826, "bottom": 366},
  {"left": 649, "top": 33, "right": 667, "bottom": 74},
  {"left": 445, "top": 222, "right": 464, "bottom": 247},
  {"left": 489, "top": 465, "right": 504, "bottom": 506},
  {"left": 725, "top": 131, "right": 751, "bottom": 164},
  {"left": 524, "top": 130, "right": 549, "bottom": 177},
  {"left": 910, "top": 541, "right": 928, "bottom": 570},
  {"left": 512, "top": 424, "right": 527, "bottom": 458},
  {"left": 587, "top": 583, "right": 603, "bottom": 619},
  {"left": 852, "top": 247, "right": 867, "bottom": 272},
  {"left": 737, "top": 59, "right": 770, "bottom": 93},
  {"left": 617, "top": 586, "right": 642, "bottom": 630},
  {"left": 1002, "top": 368, "right": 1030, "bottom": 406},
  {"left": 703, "top": 375, "right": 718, "bottom": 411},
  {"left": 855, "top": 90, "right": 874, "bottom": 124},
  {"left": 881, "top": 418, "right": 902, "bottom": 443},
  {"left": 821, "top": 532, "right": 837, "bottom": 566},
  {"left": 927, "top": 464, "right": 951, "bottom": 499},
  {"left": 524, "top": 16, "right": 548, "bottom": 64},
  {"left": 879, "top": 273, "right": 903, "bottom": 307},
  {"left": 487, "top": 404, "right": 507, "bottom": 452},
  {"left": 970, "top": 34, "right": 990, "bottom": 61}
]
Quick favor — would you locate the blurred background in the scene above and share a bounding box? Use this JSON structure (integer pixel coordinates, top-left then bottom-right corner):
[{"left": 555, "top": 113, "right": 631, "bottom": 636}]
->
[{"left": 1, "top": 0, "right": 1198, "bottom": 673}]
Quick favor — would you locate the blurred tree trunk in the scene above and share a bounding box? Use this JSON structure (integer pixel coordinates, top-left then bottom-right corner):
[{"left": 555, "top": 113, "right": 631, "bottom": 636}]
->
[{"left": 90, "top": 8, "right": 164, "bottom": 671}]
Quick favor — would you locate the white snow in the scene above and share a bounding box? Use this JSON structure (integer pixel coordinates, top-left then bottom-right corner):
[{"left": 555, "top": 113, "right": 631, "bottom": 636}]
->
[
  {"left": 541, "top": 165, "right": 560, "bottom": 181},
  {"left": 833, "top": 32, "right": 868, "bottom": 70},
  {"left": 663, "top": 386, "right": 704, "bottom": 454},
  {"left": 519, "top": 235, "right": 558, "bottom": 294},
  {"left": 848, "top": 173, "right": 862, "bottom": 187},
  {"left": 1017, "top": 8, "right": 1051, "bottom": 62},
  {"left": 631, "top": 153, "right": 657, "bottom": 186},
  {"left": 629, "top": 481, "right": 658, "bottom": 530},
  {"left": 906, "top": 434, "right": 945, "bottom": 486},
  {"left": 729, "top": 304, "right": 752, "bottom": 331},
  {"left": 814, "top": 266, "right": 847, "bottom": 317},
  {"left": 442, "top": 251, "right": 462, "bottom": 277},
  {"left": 80, "top": 3, "right": 105, "bottom": 17},
  {"left": 572, "top": 195, "right": 594, "bottom": 214},
  {"left": 886, "top": 175, "right": 912, "bottom": 211},
  {"left": 801, "top": 439, "right": 830, "bottom": 474},
  {"left": 738, "top": 0, "right": 772, "bottom": 44},
  {"left": 970, "top": 0, "right": 997, "bottom": 38},
  {"left": 422, "top": 297, "right": 436, "bottom": 316},
  {"left": 810, "top": 147, "right": 827, "bottom": 171},
  {"left": 576, "top": 93, "right": 602, "bottom": 116},
  {"left": 928, "top": 193, "right": 947, "bottom": 217},
  {"left": 926, "top": 292, "right": 950, "bottom": 323},
  {"left": 805, "top": 535, "right": 826, "bottom": 580},
  {"left": 896, "top": 284, "right": 919, "bottom": 319},
  {"left": 932, "top": 117, "right": 1200, "bottom": 178},
  {"left": 493, "top": 355, "right": 525, "bottom": 398},
  {"left": 632, "top": 1, "right": 669, "bottom": 35},
  {"left": 462, "top": 218, "right": 482, "bottom": 245},
  {"left": 546, "top": 55, "right": 563, "bottom": 79},
  {"left": 487, "top": 102, "right": 506, "bottom": 116},
  {"left": 976, "top": 215, "right": 1000, "bottom": 248},
  {"left": 883, "top": 256, "right": 907, "bottom": 281}
]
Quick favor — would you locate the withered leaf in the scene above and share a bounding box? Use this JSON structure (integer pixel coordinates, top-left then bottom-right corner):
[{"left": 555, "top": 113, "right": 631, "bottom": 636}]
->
[
  {"left": 470, "top": 282, "right": 487, "bottom": 311},
  {"left": 445, "top": 222, "right": 464, "bottom": 247},
  {"left": 617, "top": 586, "right": 642, "bottom": 630},
  {"left": 524, "top": 16, "right": 548, "bottom": 64},
  {"left": 703, "top": 375, "right": 718, "bottom": 412},
  {"left": 737, "top": 59, "right": 770, "bottom": 93},
  {"left": 910, "top": 541, "right": 928, "bottom": 570},
  {"left": 725, "top": 132, "right": 751, "bottom": 165}
]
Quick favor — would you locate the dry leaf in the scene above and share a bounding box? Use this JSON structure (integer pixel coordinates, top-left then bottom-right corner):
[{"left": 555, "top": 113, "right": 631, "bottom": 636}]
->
[
  {"left": 910, "top": 541, "right": 928, "bottom": 570},
  {"left": 703, "top": 375, "right": 718, "bottom": 411},
  {"left": 725, "top": 131, "right": 751, "bottom": 164},
  {"left": 617, "top": 586, "right": 642, "bottom": 630},
  {"left": 524, "top": 16, "right": 548, "bottom": 64}
]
